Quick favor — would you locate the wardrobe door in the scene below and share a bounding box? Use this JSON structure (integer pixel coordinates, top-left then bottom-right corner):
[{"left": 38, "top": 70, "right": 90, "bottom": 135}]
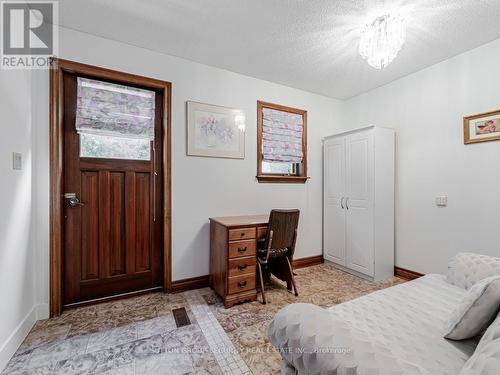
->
[
  {"left": 345, "top": 130, "right": 374, "bottom": 276},
  {"left": 323, "top": 137, "right": 346, "bottom": 265}
]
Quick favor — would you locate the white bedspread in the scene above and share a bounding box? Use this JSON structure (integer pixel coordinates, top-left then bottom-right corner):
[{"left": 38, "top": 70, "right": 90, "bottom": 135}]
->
[
  {"left": 268, "top": 274, "right": 480, "bottom": 375},
  {"left": 327, "top": 274, "right": 478, "bottom": 375}
]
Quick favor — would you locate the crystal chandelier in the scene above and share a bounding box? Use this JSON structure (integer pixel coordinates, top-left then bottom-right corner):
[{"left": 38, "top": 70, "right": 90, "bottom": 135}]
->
[{"left": 359, "top": 14, "right": 406, "bottom": 69}]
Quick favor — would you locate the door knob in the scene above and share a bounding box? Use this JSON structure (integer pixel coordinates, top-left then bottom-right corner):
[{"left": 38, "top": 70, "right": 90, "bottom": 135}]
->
[
  {"left": 68, "top": 197, "right": 85, "bottom": 207},
  {"left": 64, "top": 193, "right": 85, "bottom": 207}
]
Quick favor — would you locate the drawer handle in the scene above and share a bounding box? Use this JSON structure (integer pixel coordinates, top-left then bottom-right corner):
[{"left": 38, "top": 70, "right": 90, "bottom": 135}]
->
[
  {"left": 240, "top": 232, "right": 245, "bottom": 237},
  {"left": 238, "top": 264, "right": 248, "bottom": 271},
  {"left": 238, "top": 247, "right": 247, "bottom": 253},
  {"left": 238, "top": 281, "right": 247, "bottom": 288}
]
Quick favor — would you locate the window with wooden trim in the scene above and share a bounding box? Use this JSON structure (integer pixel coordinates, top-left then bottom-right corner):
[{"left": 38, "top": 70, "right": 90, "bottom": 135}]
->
[{"left": 256, "top": 101, "right": 308, "bottom": 183}]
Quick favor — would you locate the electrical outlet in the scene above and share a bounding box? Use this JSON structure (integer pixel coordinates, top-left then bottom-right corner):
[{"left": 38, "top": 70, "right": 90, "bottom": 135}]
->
[
  {"left": 12, "top": 152, "right": 22, "bottom": 170},
  {"left": 435, "top": 196, "right": 447, "bottom": 207}
]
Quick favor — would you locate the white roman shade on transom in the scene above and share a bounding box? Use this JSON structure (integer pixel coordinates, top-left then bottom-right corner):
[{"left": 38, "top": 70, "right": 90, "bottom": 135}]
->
[
  {"left": 262, "top": 107, "right": 304, "bottom": 163},
  {"left": 75, "top": 77, "right": 156, "bottom": 140}
]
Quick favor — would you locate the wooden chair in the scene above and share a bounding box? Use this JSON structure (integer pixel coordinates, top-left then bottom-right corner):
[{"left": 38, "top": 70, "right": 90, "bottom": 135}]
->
[{"left": 257, "top": 209, "right": 300, "bottom": 304}]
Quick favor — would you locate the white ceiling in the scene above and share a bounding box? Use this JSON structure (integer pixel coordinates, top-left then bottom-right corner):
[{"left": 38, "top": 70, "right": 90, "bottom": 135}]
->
[{"left": 58, "top": 0, "right": 500, "bottom": 99}]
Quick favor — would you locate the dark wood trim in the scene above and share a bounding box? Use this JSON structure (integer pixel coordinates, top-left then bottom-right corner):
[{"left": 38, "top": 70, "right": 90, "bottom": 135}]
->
[
  {"left": 257, "top": 175, "right": 309, "bottom": 184},
  {"left": 394, "top": 266, "right": 424, "bottom": 280},
  {"left": 256, "top": 100, "right": 308, "bottom": 184},
  {"left": 293, "top": 255, "right": 324, "bottom": 269},
  {"left": 171, "top": 255, "right": 323, "bottom": 294},
  {"left": 162, "top": 68, "right": 173, "bottom": 295},
  {"left": 49, "top": 59, "right": 63, "bottom": 317},
  {"left": 49, "top": 58, "right": 172, "bottom": 317},
  {"left": 171, "top": 275, "right": 210, "bottom": 293}
]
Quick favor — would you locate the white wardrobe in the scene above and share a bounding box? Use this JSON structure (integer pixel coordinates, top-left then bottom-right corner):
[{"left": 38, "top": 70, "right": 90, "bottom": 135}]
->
[{"left": 323, "top": 126, "right": 395, "bottom": 281}]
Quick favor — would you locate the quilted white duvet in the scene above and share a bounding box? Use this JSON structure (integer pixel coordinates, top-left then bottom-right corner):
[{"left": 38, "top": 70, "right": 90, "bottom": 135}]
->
[{"left": 268, "top": 274, "right": 479, "bottom": 375}]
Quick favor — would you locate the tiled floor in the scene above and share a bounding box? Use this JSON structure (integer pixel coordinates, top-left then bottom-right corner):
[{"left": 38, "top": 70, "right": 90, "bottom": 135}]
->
[{"left": 2, "top": 264, "right": 402, "bottom": 375}]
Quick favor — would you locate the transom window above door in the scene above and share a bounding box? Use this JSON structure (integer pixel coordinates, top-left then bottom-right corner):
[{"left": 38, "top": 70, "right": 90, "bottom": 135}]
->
[{"left": 76, "top": 77, "right": 156, "bottom": 160}]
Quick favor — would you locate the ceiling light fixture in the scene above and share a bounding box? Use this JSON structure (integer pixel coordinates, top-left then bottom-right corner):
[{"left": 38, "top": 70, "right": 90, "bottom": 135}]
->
[{"left": 359, "top": 13, "right": 406, "bottom": 69}]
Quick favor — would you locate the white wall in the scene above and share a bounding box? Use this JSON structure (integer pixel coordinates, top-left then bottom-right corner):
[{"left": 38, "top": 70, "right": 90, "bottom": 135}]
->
[
  {"left": 4, "top": 21, "right": 500, "bottom": 371},
  {"left": 0, "top": 69, "right": 38, "bottom": 370},
  {"left": 344, "top": 38, "right": 500, "bottom": 274},
  {"left": 30, "top": 27, "right": 344, "bottom": 314}
]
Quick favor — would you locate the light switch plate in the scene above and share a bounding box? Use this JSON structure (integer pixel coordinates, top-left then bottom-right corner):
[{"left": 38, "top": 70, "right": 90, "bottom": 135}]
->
[
  {"left": 12, "top": 152, "right": 22, "bottom": 170},
  {"left": 435, "top": 196, "right": 447, "bottom": 207}
]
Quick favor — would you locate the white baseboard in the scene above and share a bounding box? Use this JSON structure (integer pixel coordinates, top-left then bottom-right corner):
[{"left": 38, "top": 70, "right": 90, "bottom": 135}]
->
[{"left": 0, "top": 306, "right": 38, "bottom": 372}]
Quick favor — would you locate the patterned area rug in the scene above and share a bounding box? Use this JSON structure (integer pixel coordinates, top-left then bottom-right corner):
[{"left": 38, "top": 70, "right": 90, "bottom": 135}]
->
[
  {"left": 2, "top": 263, "right": 402, "bottom": 375},
  {"left": 200, "top": 263, "right": 403, "bottom": 375}
]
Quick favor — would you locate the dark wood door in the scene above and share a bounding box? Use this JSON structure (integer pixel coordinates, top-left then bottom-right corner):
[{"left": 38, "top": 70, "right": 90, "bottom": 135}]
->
[{"left": 62, "top": 72, "right": 163, "bottom": 306}]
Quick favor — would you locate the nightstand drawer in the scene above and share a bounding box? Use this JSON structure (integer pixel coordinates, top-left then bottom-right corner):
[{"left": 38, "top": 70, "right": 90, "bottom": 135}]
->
[
  {"left": 228, "top": 240, "right": 256, "bottom": 258},
  {"left": 228, "top": 274, "right": 256, "bottom": 295},
  {"left": 229, "top": 227, "right": 256, "bottom": 241},
  {"left": 228, "top": 256, "right": 256, "bottom": 277}
]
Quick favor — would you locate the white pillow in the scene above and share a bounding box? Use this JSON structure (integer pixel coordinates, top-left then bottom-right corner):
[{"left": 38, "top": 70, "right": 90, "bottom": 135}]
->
[
  {"left": 444, "top": 276, "right": 500, "bottom": 340},
  {"left": 446, "top": 253, "right": 500, "bottom": 290},
  {"left": 460, "top": 343, "right": 500, "bottom": 375},
  {"left": 459, "top": 313, "right": 500, "bottom": 375},
  {"left": 476, "top": 312, "right": 500, "bottom": 352}
]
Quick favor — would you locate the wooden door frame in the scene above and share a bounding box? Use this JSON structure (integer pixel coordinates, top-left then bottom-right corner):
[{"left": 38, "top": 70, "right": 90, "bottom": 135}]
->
[{"left": 49, "top": 58, "right": 172, "bottom": 317}]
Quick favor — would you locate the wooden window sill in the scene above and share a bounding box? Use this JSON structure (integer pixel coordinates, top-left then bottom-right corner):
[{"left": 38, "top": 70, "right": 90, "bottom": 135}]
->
[{"left": 256, "top": 175, "right": 309, "bottom": 184}]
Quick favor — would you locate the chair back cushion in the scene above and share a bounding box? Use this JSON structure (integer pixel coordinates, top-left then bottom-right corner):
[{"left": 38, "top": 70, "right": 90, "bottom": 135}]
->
[
  {"left": 444, "top": 276, "right": 500, "bottom": 340},
  {"left": 459, "top": 312, "right": 500, "bottom": 375},
  {"left": 446, "top": 253, "right": 500, "bottom": 290},
  {"left": 266, "top": 209, "right": 300, "bottom": 253}
]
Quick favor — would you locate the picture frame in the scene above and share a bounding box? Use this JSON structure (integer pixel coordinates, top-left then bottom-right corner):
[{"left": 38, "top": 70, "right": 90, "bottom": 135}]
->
[
  {"left": 187, "top": 101, "right": 245, "bottom": 159},
  {"left": 464, "top": 109, "right": 500, "bottom": 144}
]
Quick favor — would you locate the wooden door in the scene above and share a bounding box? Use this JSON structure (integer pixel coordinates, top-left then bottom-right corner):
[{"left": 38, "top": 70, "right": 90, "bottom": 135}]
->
[
  {"left": 323, "top": 137, "right": 346, "bottom": 265},
  {"left": 345, "top": 130, "right": 374, "bottom": 276},
  {"left": 62, "top": 73, "right": 164, "bottom": 306}
]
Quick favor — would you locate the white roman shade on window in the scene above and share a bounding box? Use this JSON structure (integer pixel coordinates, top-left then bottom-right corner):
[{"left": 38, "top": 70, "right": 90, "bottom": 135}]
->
[
  {"left": 262, "top": 108, "right": 304, "bottom": 163},
  {"left": 75, "top": 77, "right": 156, "bottom": 140}
]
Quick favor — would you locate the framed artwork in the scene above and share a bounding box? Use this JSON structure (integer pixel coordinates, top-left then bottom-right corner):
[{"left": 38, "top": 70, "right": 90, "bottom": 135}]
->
[
  {"left": 187, "top": 101, "right": 245, "bottom": 158},
  {"left": 464, "top": 109, "right": 500, "bottom": 144}
]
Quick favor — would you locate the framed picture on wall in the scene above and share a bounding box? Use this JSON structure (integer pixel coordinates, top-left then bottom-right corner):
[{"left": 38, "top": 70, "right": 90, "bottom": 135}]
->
[
  {"left": 464, "top": 109, "right": 500, "bottom": 144},
  {"left": 187, "top": 101, "right": 246, "bottom": 158}
]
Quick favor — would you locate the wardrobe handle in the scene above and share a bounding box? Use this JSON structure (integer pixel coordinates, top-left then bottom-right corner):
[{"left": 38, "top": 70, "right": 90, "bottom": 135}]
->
[
  {"left": 346, "top": 198, "right": 349, "bottom": 210},
  {"left": 340, "top": 197, "right": 344, "bottom": 209}
]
